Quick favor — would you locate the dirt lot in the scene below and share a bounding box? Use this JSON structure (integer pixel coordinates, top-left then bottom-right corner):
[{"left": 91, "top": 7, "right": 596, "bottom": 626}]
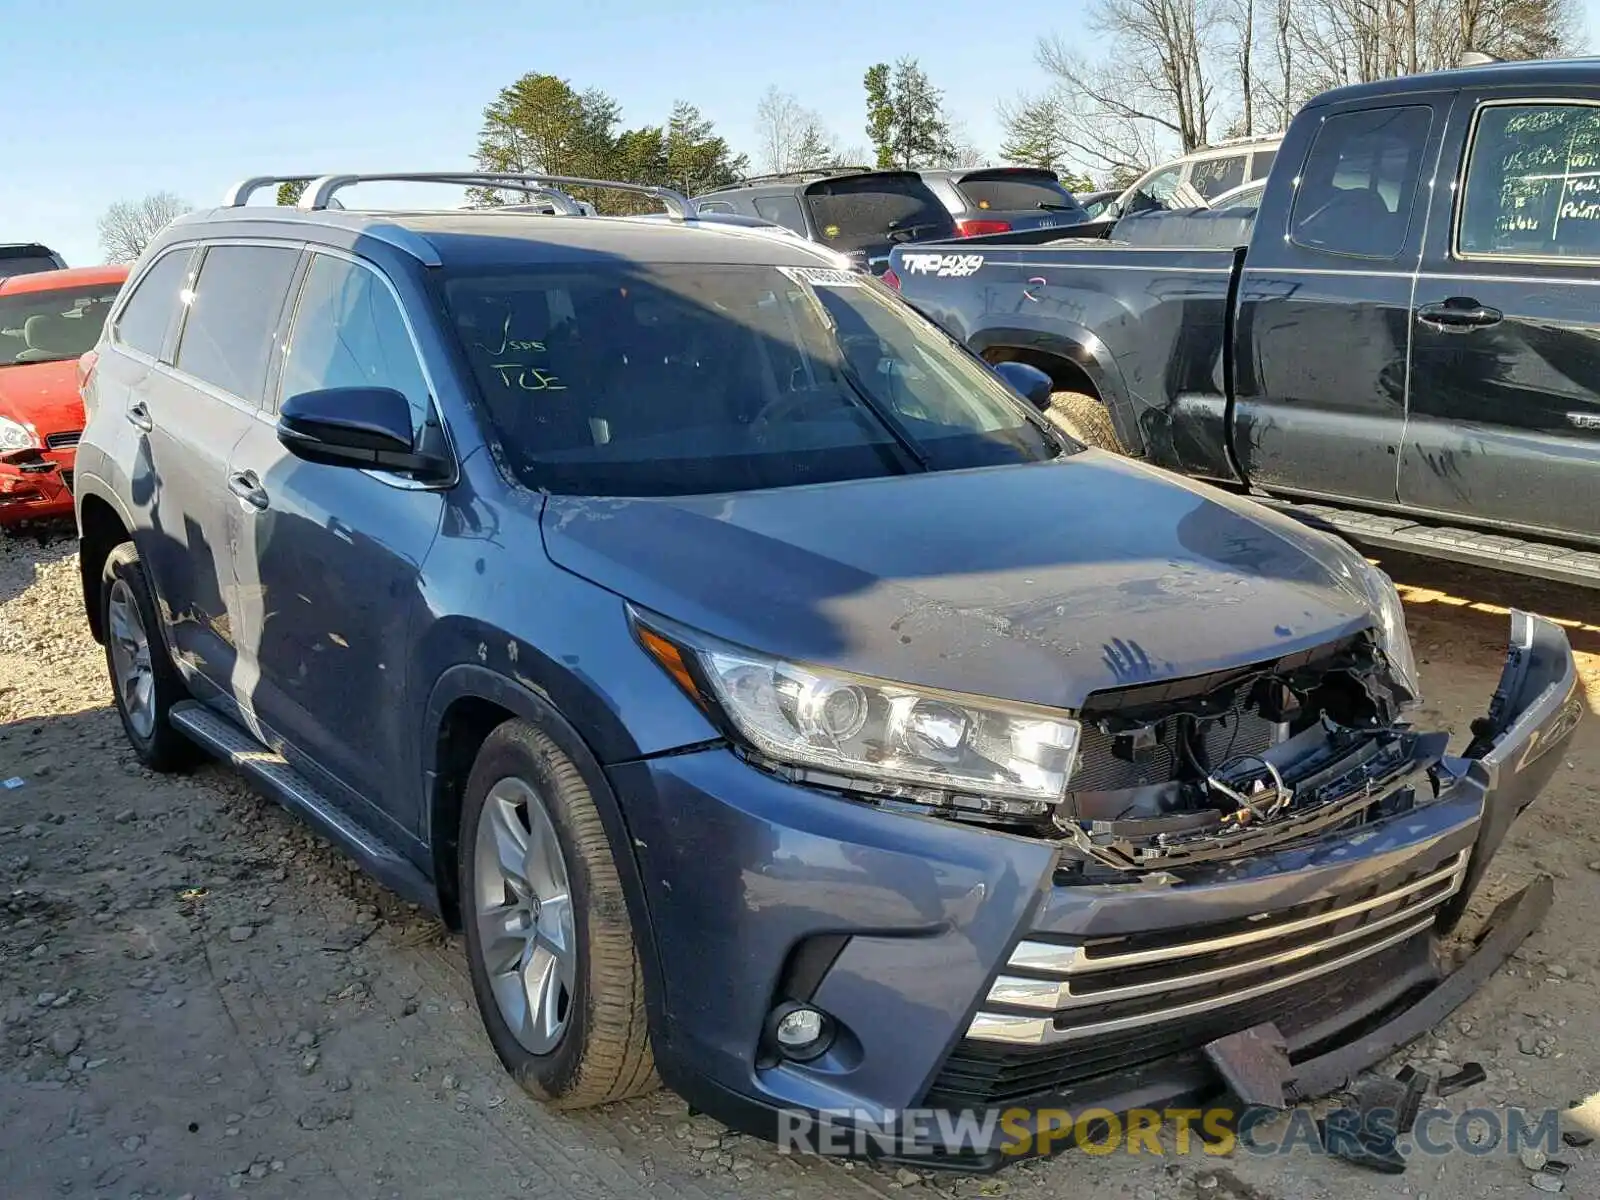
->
[{"left": 2, "top": 529, "right": 1598, "bottom": 1200}]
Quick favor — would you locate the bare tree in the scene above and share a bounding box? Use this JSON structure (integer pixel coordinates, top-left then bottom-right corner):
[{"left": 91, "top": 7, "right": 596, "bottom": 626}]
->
[
  {"left": 1283, "top": 0, "right": 1582, "bottom": 100},
  {"left": 97, "top": 192, "right": 189, "bottom": 264},
  {"left": 1220, "top": 0, "right": 1258, "bottom": 136},
  {"left": 755, "top": 87, "right": 838, "bottom": 174},
  {"left": 1032, "top": 0, "right": 1217, "bottom": 187}
]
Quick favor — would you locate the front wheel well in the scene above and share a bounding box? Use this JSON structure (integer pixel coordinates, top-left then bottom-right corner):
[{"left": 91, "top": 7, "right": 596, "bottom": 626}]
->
[
  {"left": 78, "top": 495, "right": 130, "bottom": 644},
  {"left": 430, "top": 695, "right": 518, "bottom": 928}
]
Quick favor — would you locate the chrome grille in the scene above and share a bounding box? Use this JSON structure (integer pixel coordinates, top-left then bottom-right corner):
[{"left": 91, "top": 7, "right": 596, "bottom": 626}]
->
[
  {"left": 966, "top": 849, "right": 1467, "bottom": 1046},
  {"left": 45, "top": 430, "right": 81, "bottom": 449}
]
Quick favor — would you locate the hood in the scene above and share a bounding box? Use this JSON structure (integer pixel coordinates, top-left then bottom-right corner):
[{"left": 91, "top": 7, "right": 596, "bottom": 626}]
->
[
  {"left": 0, "top": 360, "right": 84, "bottom": 438},
  {"left": 541, "top": 454, "right": 1377, "bottom": 710}
]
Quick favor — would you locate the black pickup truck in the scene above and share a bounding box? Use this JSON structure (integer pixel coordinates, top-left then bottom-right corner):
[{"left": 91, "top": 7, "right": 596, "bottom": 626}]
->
[{"left": 888, "top": 59, "right": 1600, "bottom": 588}]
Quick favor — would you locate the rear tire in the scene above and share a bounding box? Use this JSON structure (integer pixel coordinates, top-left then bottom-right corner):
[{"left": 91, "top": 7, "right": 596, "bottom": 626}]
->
[
  {"left": 459, "top": 719, "right": 657, "bottom": 1109},
  {"left": 1046, "top": 389, "right": 1128, "bottom": 454},
  {"left": 100, "top": 542, "right": 197, "bottom": 772}
]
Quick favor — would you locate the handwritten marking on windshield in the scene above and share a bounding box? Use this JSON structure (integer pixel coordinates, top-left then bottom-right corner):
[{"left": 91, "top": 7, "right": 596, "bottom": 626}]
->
[{"left": 492, "top": 363, "right": 566, "bottom": 391}]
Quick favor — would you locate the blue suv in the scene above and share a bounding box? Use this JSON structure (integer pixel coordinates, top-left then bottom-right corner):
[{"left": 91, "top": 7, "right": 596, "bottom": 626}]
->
[{"left": 74, "top": 172, "right": 1579, "bottom": 1164}]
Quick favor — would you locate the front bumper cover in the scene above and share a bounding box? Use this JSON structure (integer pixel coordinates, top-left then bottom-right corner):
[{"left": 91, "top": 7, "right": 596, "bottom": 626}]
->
[{"left": 618, "top": 611, "right": 1579, "bottom": 1168}]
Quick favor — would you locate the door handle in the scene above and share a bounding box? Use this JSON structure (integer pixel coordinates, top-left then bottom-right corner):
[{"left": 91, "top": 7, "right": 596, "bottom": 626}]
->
[
  {"left": 1417, "top": 298, "right": 1503, "bottom": 331},
  {"left": 227, "top": 470, "right": 269, "bottom": 510},
  {"left": 126, "top": 401, "right": 153, "bottom": 432}
]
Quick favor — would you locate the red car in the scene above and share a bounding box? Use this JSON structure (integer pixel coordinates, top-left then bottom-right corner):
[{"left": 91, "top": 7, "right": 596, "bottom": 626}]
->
[{"left": 0, "top": 265, "right": 128, "bottom": 526}]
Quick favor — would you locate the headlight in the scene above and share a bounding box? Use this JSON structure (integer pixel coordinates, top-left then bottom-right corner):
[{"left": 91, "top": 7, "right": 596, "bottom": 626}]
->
[
  {"left": 1313, "top": 537, "right": 1420, "bottom": 699},
  {"left": 635, "top": 615, "right": 1080, "bottom": 816},
  {"left": 1364, "top": 564, "right": 1421, "bottom": 699},
  {"left": 0, "top": 415, "right": 35, "bottom": 452}
]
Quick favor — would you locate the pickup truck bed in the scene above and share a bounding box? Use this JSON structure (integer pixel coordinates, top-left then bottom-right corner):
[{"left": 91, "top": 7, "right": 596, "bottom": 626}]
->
[{"left": 889, "top": 58, "right": 1600, "bottom": 587}]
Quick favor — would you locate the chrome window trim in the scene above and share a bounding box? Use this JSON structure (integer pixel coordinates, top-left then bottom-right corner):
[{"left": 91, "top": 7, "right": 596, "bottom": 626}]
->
[
  {"left": 279, "top": 245, "right": 459, "bottom": 492},
  {"left": 1452, "top": 95, "right": 1600, "bottom": 267}
]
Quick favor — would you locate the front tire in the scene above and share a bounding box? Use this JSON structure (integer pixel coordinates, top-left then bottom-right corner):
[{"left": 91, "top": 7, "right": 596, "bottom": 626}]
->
[
  {"left": 101, "top": 542, "right": 197, "bottom": 772},
  {"left": 459, "top": 719, "right": 656, "bottom": 1109},
  {"left": 1046, "top": 389, "right": 1129, "bottom": 454}
]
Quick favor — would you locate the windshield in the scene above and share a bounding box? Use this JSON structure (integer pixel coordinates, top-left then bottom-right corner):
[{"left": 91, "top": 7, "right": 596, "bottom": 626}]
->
[
  {"left": 803, "top": 175, "right": 955, "bottom": 250},
  {"left": 0, "top": 283, "right": 120, "bottom": 368},
  {"left": 956, "top": 172, "right": 1085, "bottom": 217},
  {"left": 442, "top": 263, "right": 1061, "bottom": 497}
]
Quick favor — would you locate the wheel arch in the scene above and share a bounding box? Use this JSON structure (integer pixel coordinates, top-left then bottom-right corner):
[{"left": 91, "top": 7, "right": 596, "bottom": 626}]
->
[
  {"left": 75, "top": 480, "right": 136, "bottom": 645},
  {"left": 968, "top": 324, "right": 1144, "bottom": 456},
  {"left": 420, "top": 664, "right": 669, "bottom": 1028}
]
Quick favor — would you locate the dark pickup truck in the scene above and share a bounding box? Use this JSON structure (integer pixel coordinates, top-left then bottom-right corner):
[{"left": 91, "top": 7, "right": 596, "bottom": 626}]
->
[{"left": 889, "top": 59, "right": 1600, "bottom": 588}]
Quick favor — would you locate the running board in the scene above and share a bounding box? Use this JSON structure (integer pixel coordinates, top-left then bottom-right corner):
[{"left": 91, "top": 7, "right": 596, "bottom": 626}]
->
[
  {"left": 169, "top": 701, "right": 438, "bottom": 913},
  {"left": 1258, "top": 499, "right": 1600, "bottom": 590}
]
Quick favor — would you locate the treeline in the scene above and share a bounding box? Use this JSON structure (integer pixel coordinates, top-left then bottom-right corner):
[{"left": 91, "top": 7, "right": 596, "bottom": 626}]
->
[{"left": 468, "top": 5, "right": 1583, "bottom": 212}]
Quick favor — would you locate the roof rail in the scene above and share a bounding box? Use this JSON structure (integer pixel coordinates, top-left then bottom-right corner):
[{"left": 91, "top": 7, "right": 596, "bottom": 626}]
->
[
  {"left": 707, "top": 166, "right": 877, "bottom": 192},
  {"left": 222, "top": 176, "right": 330, "bottom": 207},
  {"left": 291, "top": 173, "right": 696, "bottom": 220}
]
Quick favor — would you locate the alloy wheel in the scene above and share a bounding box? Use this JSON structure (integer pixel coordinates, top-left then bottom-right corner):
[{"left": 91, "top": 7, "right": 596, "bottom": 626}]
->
[{"left": 472, "top": 776, "right": 577, "bottom": 1055}]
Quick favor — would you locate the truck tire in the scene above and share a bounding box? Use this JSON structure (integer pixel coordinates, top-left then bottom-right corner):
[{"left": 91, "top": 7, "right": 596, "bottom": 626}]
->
[
  {"left": 459, "top": 719, "right": 657, "bottom": 1109},
  {"left": 1047, "top": 390, "right": 1128, "bottom": 455},
  {"left": 101, "top": 541, "right": 199, "bottom": 772}
]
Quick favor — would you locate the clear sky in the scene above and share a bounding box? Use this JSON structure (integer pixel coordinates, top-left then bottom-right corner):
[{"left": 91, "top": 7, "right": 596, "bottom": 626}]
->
[{"left": 4, "top": 0, "right": 1595, "bottom": 266}]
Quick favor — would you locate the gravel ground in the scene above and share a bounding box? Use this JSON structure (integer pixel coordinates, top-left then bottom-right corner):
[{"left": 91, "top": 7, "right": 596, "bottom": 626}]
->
[{"left": 2, "top": 526, "right": 1598, "bottom": 1200}]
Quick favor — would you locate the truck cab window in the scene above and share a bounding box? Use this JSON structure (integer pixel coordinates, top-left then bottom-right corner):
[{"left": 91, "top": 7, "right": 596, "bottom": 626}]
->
[
  {"left": 1459, "top": 103, "right": 1600, "bottom": 260},
  {"left": 1290, "top": 105, "right": 1432, "bottom": 259}
]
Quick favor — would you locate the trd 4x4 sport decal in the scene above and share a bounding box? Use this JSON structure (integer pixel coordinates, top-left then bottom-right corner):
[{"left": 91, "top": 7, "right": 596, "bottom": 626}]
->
[{"left": 899, "top": 253, "right": 984, "bottom": 278}]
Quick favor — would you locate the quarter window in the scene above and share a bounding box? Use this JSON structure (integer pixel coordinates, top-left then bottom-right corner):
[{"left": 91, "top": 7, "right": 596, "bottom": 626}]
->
[
  {"left": 114, "top": 250, "right": 190, "bottom": 358},
  {"left": 1290, "top": 105, "right": 1432, "bottom": 259},
  {"left": 1192, "top": 154, "right": 1247, "bottom": 200},
  {"left": 1459, "top": 103, "right": 1600, "bottom": 260},
  {"left": 281, "top": 255, "right": 431, "bottom": 433},
  {"left": 752, "top": 195, "right": 808, "bottom": 234},
  {"left": 174, "top": 245, "right": 301, "bottom": 403}
]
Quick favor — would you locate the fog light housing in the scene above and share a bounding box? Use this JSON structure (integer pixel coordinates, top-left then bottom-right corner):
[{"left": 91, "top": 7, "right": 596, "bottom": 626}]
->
[{"left": 769, "top": 1002, "right": 833, "bottom": 1062}]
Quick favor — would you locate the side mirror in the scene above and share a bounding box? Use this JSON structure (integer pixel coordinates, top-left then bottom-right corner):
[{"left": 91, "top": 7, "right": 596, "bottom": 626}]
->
[
  {"left": 992, "top": 361, "right": 1053, "bottom": 410},
  {"left": 277, "top": 387, "right": 446, "bottom": 476}
]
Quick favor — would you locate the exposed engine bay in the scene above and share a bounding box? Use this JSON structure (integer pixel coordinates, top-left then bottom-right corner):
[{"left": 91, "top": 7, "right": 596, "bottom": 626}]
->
[{"left": 1054, "top": 632, "right": 1435, "bottom": 871}]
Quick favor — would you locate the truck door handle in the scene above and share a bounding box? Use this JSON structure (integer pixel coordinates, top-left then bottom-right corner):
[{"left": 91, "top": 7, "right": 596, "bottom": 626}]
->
[
  {"left": 1417, "top": 298, "right": 1503, "bottom": 330},
  {"left": 126, "top": 401, "right": 153, "bottom": 432},
  {"left": 227, "top": 470, "right": 269, "bottom": 510}
]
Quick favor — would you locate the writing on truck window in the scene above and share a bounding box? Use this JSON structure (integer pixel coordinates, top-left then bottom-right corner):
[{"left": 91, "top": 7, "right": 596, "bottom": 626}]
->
[{"left": 1460, "top": 103, "right": 1600, "bottom": 260}]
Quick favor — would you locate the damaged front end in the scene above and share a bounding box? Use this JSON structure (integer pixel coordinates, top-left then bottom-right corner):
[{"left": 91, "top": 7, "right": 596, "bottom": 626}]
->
[
  {"left": 1052, "top": 630, "right": 1430, "bottom": 874},
  {"left": 923, "top": 611, "right": 1579, "bottom": 1162}
]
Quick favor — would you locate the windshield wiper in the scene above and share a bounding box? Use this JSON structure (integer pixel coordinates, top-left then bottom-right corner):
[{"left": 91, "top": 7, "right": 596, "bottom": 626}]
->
[{"left": 1037, "top": 202, "right": 1079, "bottom": 212}]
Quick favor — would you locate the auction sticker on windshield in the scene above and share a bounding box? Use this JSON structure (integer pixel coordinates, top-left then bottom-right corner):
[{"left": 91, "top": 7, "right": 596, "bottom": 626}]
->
[
  {"left": 900, "top": 252, "right": 984, "bottom": 277},
  {"left": 781, "top": 267, "right": 865, "bottom": 287}
]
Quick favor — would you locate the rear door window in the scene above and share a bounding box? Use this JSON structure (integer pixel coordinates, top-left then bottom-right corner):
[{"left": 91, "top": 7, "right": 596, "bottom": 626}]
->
[
  {"left": 1458, "top": 102, "right": 1600, "bottom": 260},
  {"left": 954, "top": 171, "right": 1084, "bottom": 216},
  {"left": 280, "top": 253, "right": 431, "bottom": 432},
  {"left": 1191, "top": 154, "right": 1248, "bottom": 199},
  {"left": 803, "top": 174, "right": 955, "bottom": 250},
  {"left": 1290, "top": 105, "right": 1433, "bottom": 259},
  {"left": 752, "top": 195, "right": 808, "bottom": 234},
  {"left": 175, "top": 244, "right": 301, "bottom": 404},
  {"left": 114, "top": 250, "right": 190, "bottom": 358}
]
